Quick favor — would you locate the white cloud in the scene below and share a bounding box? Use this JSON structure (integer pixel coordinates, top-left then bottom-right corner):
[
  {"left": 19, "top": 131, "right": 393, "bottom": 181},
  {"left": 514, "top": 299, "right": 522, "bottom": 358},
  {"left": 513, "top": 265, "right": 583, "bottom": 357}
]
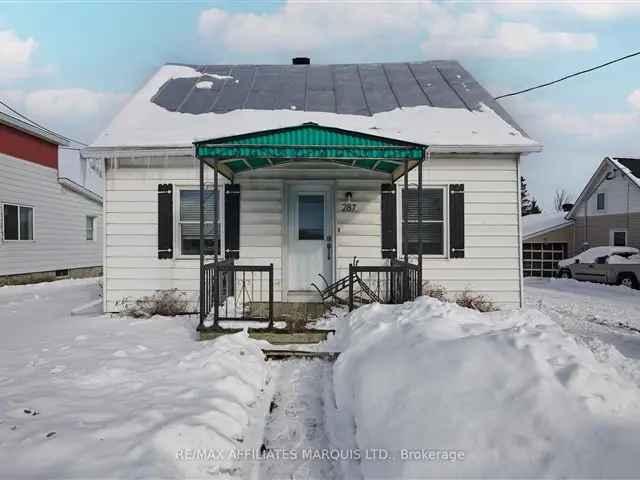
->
[
  {"left": 198, "top": 2, "right": 428, "bottom": 54},
  {"left": 628, "top": 90, "right": 640, "bottom": 110},
  {"left": 491, "top": 1, "right": 640, "bottom": 20},
  {"left": 0, "top": 29, "right": 37, "bottom": 83},
  {"left": 546, "top": 111, "right": 639, "bottom": 138},
  {"left": 0, "top": 88, "right": 129, "bottom": 143},
  {"left": 422, "top": 21, "right": 596, "bottom": 58},
  {"left": 197, "top": 1, "right": 596, "bottom": 58},
  {"left": 501, "top": 95, "right": 639, "bottom": 140},
  {"left": 23, "top": 88, "right": 128, "bottom": 120}
]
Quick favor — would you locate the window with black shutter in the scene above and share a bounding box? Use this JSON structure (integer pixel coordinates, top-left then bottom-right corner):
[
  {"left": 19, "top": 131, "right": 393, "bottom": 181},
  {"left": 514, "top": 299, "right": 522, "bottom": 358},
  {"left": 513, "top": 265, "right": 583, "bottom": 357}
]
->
[
  {"left": 401, "top": 188, "right": 445, "bottom": 255},
  {"left": 178, "top": 189, "right": 219, "bottom": 256}
]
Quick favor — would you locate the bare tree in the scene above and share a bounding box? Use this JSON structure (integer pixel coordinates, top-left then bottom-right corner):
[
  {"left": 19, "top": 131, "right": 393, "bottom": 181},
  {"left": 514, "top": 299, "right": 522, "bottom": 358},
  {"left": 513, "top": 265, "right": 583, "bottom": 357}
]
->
[{"left": 554, "top": 188, "right": 572, "bottom": 212}]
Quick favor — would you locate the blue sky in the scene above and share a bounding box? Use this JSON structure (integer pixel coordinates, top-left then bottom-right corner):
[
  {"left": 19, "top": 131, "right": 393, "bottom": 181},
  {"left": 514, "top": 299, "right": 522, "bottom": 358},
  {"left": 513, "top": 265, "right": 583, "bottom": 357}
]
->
[{"left": 1, "top": 1, "right": 639, "bottom": 210}]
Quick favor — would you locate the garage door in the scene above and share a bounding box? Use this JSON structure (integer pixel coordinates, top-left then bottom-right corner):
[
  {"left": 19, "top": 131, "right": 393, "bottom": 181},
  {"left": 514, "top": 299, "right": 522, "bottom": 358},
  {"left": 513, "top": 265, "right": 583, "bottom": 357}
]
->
[{"left": 523, "top": 242, "right": 567, "bottom": 278}]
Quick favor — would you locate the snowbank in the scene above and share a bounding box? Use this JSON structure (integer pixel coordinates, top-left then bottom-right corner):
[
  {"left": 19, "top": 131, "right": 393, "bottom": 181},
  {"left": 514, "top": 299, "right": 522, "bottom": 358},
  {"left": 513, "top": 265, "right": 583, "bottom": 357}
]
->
[
  {"left": 331, "top": 297, "right": 640, "bottom": 478},
  {"left": 558, "top": 246, "right": 639, "bottom": 267},
  {"left": 0, "top": 280, "right": 268, "bottom": 478},
  {"left": 91, "top": 65, "right": 539, "bottom": 150}
]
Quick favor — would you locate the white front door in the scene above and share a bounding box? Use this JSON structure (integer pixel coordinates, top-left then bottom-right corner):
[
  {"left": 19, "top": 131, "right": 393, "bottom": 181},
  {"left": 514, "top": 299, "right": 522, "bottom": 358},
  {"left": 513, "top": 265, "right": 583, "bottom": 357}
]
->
[{"left": 287, "top": 185, "right": 333, "bottom": 292}]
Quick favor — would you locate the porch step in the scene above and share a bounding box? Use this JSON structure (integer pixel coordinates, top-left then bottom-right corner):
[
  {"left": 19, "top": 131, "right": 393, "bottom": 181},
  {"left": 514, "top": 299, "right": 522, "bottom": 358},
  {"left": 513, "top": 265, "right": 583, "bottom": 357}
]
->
[
  {"left": 263, "top": 350, "right": 340, "bottom": 361},
  {"left": 198, "top": 327, "right": 334, "bottom": 345},
  {"left": 249, "top": 301, "right": 330, "bottom": 322}
]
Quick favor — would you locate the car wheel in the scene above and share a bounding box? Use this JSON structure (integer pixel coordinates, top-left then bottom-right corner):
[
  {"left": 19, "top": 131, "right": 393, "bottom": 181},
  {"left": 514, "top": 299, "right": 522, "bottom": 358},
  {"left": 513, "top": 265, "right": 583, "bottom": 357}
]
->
[
  {"left": 618, "top": 274, "right": 639, "bottom": 290},
  {"left": 559, "top": 270, "right": 572, "bottom": 279}
]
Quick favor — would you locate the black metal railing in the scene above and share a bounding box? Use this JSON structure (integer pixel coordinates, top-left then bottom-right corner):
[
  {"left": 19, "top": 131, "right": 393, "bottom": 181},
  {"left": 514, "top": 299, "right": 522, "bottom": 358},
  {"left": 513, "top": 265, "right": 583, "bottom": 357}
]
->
[
  {"left": 201, "top": 260, "right": 274, "bottom": 328},
  {"left": 348, "top": 259, "right": 420, "bottom": 311}
]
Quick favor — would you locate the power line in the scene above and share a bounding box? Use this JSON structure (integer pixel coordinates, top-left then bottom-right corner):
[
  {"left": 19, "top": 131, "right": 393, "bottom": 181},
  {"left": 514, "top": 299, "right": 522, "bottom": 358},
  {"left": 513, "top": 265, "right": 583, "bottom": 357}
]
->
[
  {"left": 495, "top": 50, "right": 640, "bottom": 100},
  {"left": 0, "top": 98, "right": 88, "bottom": 146}
]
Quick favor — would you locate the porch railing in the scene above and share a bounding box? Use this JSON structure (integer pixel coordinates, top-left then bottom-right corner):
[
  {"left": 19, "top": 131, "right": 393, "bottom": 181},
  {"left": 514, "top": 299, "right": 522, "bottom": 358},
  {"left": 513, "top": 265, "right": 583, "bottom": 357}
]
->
[
  {"left": 348, "top": 259, "right": 420, "bottom": 311},
  {"left": 201, "top": 259, "right": 274, "bottom": 329}
]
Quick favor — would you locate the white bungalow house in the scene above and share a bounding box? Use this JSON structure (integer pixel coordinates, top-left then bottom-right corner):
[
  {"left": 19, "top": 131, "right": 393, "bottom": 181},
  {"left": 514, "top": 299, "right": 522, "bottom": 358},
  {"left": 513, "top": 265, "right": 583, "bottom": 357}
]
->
[{"left": 86, "top": 59, "right": 541, "bottom": 320}]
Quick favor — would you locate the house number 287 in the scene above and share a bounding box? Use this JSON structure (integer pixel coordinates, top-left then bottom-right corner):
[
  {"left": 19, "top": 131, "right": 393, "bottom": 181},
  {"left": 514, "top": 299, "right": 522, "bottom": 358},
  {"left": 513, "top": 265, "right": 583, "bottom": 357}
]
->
[{"left": 341, "top": 202, "right": 358, "bottom": 212}]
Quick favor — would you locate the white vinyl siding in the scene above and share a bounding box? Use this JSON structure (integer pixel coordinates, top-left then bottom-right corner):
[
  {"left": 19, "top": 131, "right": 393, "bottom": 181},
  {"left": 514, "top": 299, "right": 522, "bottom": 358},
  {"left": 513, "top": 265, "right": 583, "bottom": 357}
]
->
[
  {"left": 405, "top": 153, "right": 522, "bottom": 309},
  {"left": 237, "top": 179, "right": 284, "bottom": 301},
  {"left": 103, "top": 154, "right": 522, "bottom": 311},
  {"left": 103, "top": 161, "right": 225, "bottom": 312},
  {"left": 0, "top": 152, "right": 102, "bottom": 276}
]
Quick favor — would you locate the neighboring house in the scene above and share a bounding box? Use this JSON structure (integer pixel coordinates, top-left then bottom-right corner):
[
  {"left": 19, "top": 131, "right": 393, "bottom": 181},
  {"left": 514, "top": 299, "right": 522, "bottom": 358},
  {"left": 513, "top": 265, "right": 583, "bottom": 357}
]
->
[
  {"left": 521, "top": 156, "right": 640, "bottom": 277},
  {"left": 568, "top": 157, "right": 640, "bottom": 251},
  {"left": 86, "top": 59, "right": 541, "bottom": 313},
  {"left": 522, "top": 211, "right": 574, "bottom": 277},
  {"left": 0, "top": 111, "right": 103, "bottom": 286}
]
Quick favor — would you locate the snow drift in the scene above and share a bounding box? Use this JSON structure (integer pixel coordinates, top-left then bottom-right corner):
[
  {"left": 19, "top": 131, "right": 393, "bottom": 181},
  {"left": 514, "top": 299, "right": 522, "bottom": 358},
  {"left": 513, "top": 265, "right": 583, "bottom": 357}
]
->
[
  {"left": 331, "top": 297, "right": 640, "bottom": 478},
  {"left": 0, "top": 279, "right": 268, "bottom": 479}
]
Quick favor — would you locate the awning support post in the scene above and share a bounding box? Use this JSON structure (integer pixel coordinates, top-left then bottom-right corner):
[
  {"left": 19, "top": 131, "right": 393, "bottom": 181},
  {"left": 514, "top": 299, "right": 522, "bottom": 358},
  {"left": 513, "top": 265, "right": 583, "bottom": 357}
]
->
[
  {"left": 212, "top": 158, "right": 220, "bottom": 329},
  {"left": 417, "top": 151, "right": 424, "bottom": 295},
  {"left": 403, "top": 158, "right": 409, "bottom": 302},
  {"left": 198, "top": 157, "right": 205, "bottom": 330}
]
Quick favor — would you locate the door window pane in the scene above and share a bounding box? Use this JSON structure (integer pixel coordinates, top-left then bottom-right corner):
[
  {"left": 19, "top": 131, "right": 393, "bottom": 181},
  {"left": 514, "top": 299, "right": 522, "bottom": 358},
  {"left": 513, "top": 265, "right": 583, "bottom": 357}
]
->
[
  {"left": 19, "top": 207, "right": 33, "bottom": 240},
  {"left": 3, "top": 204, "right": 18, "bottom": 240},
  {"left": 299, "top": 195, "right": 324, "bottom": 240}
]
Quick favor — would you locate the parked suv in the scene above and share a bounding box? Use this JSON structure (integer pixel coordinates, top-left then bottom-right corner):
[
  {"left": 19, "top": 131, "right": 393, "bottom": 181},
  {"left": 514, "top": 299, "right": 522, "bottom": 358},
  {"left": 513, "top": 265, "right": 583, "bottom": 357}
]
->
[{"left": 557, "top": 246, "right": 640, "bottom": 289}]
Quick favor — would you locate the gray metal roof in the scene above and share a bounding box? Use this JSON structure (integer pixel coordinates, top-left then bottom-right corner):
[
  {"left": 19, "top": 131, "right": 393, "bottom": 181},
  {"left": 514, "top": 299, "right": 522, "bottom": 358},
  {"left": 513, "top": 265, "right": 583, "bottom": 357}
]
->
[{"left": 151, "top": 60, "right": 527, "bottom": 136}]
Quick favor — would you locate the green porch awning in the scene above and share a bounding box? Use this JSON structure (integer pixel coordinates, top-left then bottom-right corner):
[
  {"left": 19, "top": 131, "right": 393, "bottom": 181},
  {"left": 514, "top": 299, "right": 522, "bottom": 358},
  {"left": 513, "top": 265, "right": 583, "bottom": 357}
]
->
[{"left": 194, "top": 123, "right": 426, "bottom": 179}]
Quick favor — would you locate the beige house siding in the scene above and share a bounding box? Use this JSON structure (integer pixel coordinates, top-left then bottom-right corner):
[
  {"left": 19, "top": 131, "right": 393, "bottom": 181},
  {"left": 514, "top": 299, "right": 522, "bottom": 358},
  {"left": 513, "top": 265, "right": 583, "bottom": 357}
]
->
[{"left": 574, "top": 213, "right": 640, "bottom": 251}]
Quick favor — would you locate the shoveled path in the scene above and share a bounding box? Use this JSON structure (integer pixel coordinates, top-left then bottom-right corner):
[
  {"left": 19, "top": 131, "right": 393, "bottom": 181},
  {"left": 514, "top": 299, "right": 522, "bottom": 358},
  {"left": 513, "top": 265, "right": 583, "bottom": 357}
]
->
[{"left": 257, "top": 359, "right": 337, "bottom": 480}]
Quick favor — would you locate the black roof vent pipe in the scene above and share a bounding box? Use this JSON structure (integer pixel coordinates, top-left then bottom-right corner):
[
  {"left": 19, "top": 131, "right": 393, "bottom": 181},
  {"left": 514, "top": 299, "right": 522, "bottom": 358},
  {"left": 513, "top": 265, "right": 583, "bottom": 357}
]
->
[{"left": 292, "top": 57, "right": 310, "bottom": 65}]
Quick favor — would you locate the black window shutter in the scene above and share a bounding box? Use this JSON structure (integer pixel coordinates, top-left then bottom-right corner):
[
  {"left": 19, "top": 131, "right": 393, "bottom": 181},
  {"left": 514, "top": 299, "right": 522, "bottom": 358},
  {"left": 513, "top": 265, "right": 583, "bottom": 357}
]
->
[
  {"left": 157, "top": 184, "right": 173, "bottom": 259},
  {"left": 224, "top": 184, "right": 240, "bottom": 259},
  {"left": 449, "top": 184, "right": 465, "bottom": 258},
  {"left": 381, "top": 184, "right": 397, "bottom": 258}
]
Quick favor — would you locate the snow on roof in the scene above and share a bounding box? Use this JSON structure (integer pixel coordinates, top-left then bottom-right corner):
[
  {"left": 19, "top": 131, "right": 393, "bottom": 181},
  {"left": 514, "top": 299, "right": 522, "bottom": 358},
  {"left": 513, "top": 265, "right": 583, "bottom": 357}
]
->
[
  {"left": 609, "top": 157, "right": 640, "bottom": 190},
  {"left": 522, "top": 212, "right": 573, "bottom": 239},
  {"left": 91, "top": 64, "right": 541, "bottom": 151}
]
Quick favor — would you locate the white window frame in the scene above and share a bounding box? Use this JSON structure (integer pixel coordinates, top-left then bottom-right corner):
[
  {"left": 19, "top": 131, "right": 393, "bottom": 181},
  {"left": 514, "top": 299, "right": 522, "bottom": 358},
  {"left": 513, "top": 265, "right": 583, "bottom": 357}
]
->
[
  {"left": 86, "top": 215, "right": 96, "bottom": 241},
  {"left": 1, "top": 202, "right": 35, "bottom": 242},
  {"left": 610, "top": 229, "right": 627, "bottom": 247},
  {"left": 596, "top": 192, "right": 606, "bottom": 211},
  {"left": 174, "top": 185, "right": 224, "bottom": 259},
  {"left": 397, "top": 185, "right": 448, "bottom": 259}
]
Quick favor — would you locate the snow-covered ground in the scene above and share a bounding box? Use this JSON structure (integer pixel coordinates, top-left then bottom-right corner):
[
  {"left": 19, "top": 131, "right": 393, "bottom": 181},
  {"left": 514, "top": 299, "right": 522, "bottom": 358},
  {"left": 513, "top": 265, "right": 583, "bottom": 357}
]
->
[
  {"left": 525, "top": 278, "right": 640, "bottom": 361},
  {"left": 0, "top": 278, "right": 269, "bottom": 478},
  {"left": 331, "top": 291, "right": 640, "bottom": 478},
  {"left": 4, "top": 277, "right": 640, "bottom": 479}
]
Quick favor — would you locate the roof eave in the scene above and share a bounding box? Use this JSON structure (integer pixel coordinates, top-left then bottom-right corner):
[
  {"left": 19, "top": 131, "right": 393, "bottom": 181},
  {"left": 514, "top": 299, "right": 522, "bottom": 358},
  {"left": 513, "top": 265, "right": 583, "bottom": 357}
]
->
[
  {"left": 0, "top": 111, "right": 69, "bottom": 146},
  {"left": 85, "top": 141, "right": 542, "bottom": 159},
  {"left": 523, "top": 220, "right": 574, "bottom": 240}
]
